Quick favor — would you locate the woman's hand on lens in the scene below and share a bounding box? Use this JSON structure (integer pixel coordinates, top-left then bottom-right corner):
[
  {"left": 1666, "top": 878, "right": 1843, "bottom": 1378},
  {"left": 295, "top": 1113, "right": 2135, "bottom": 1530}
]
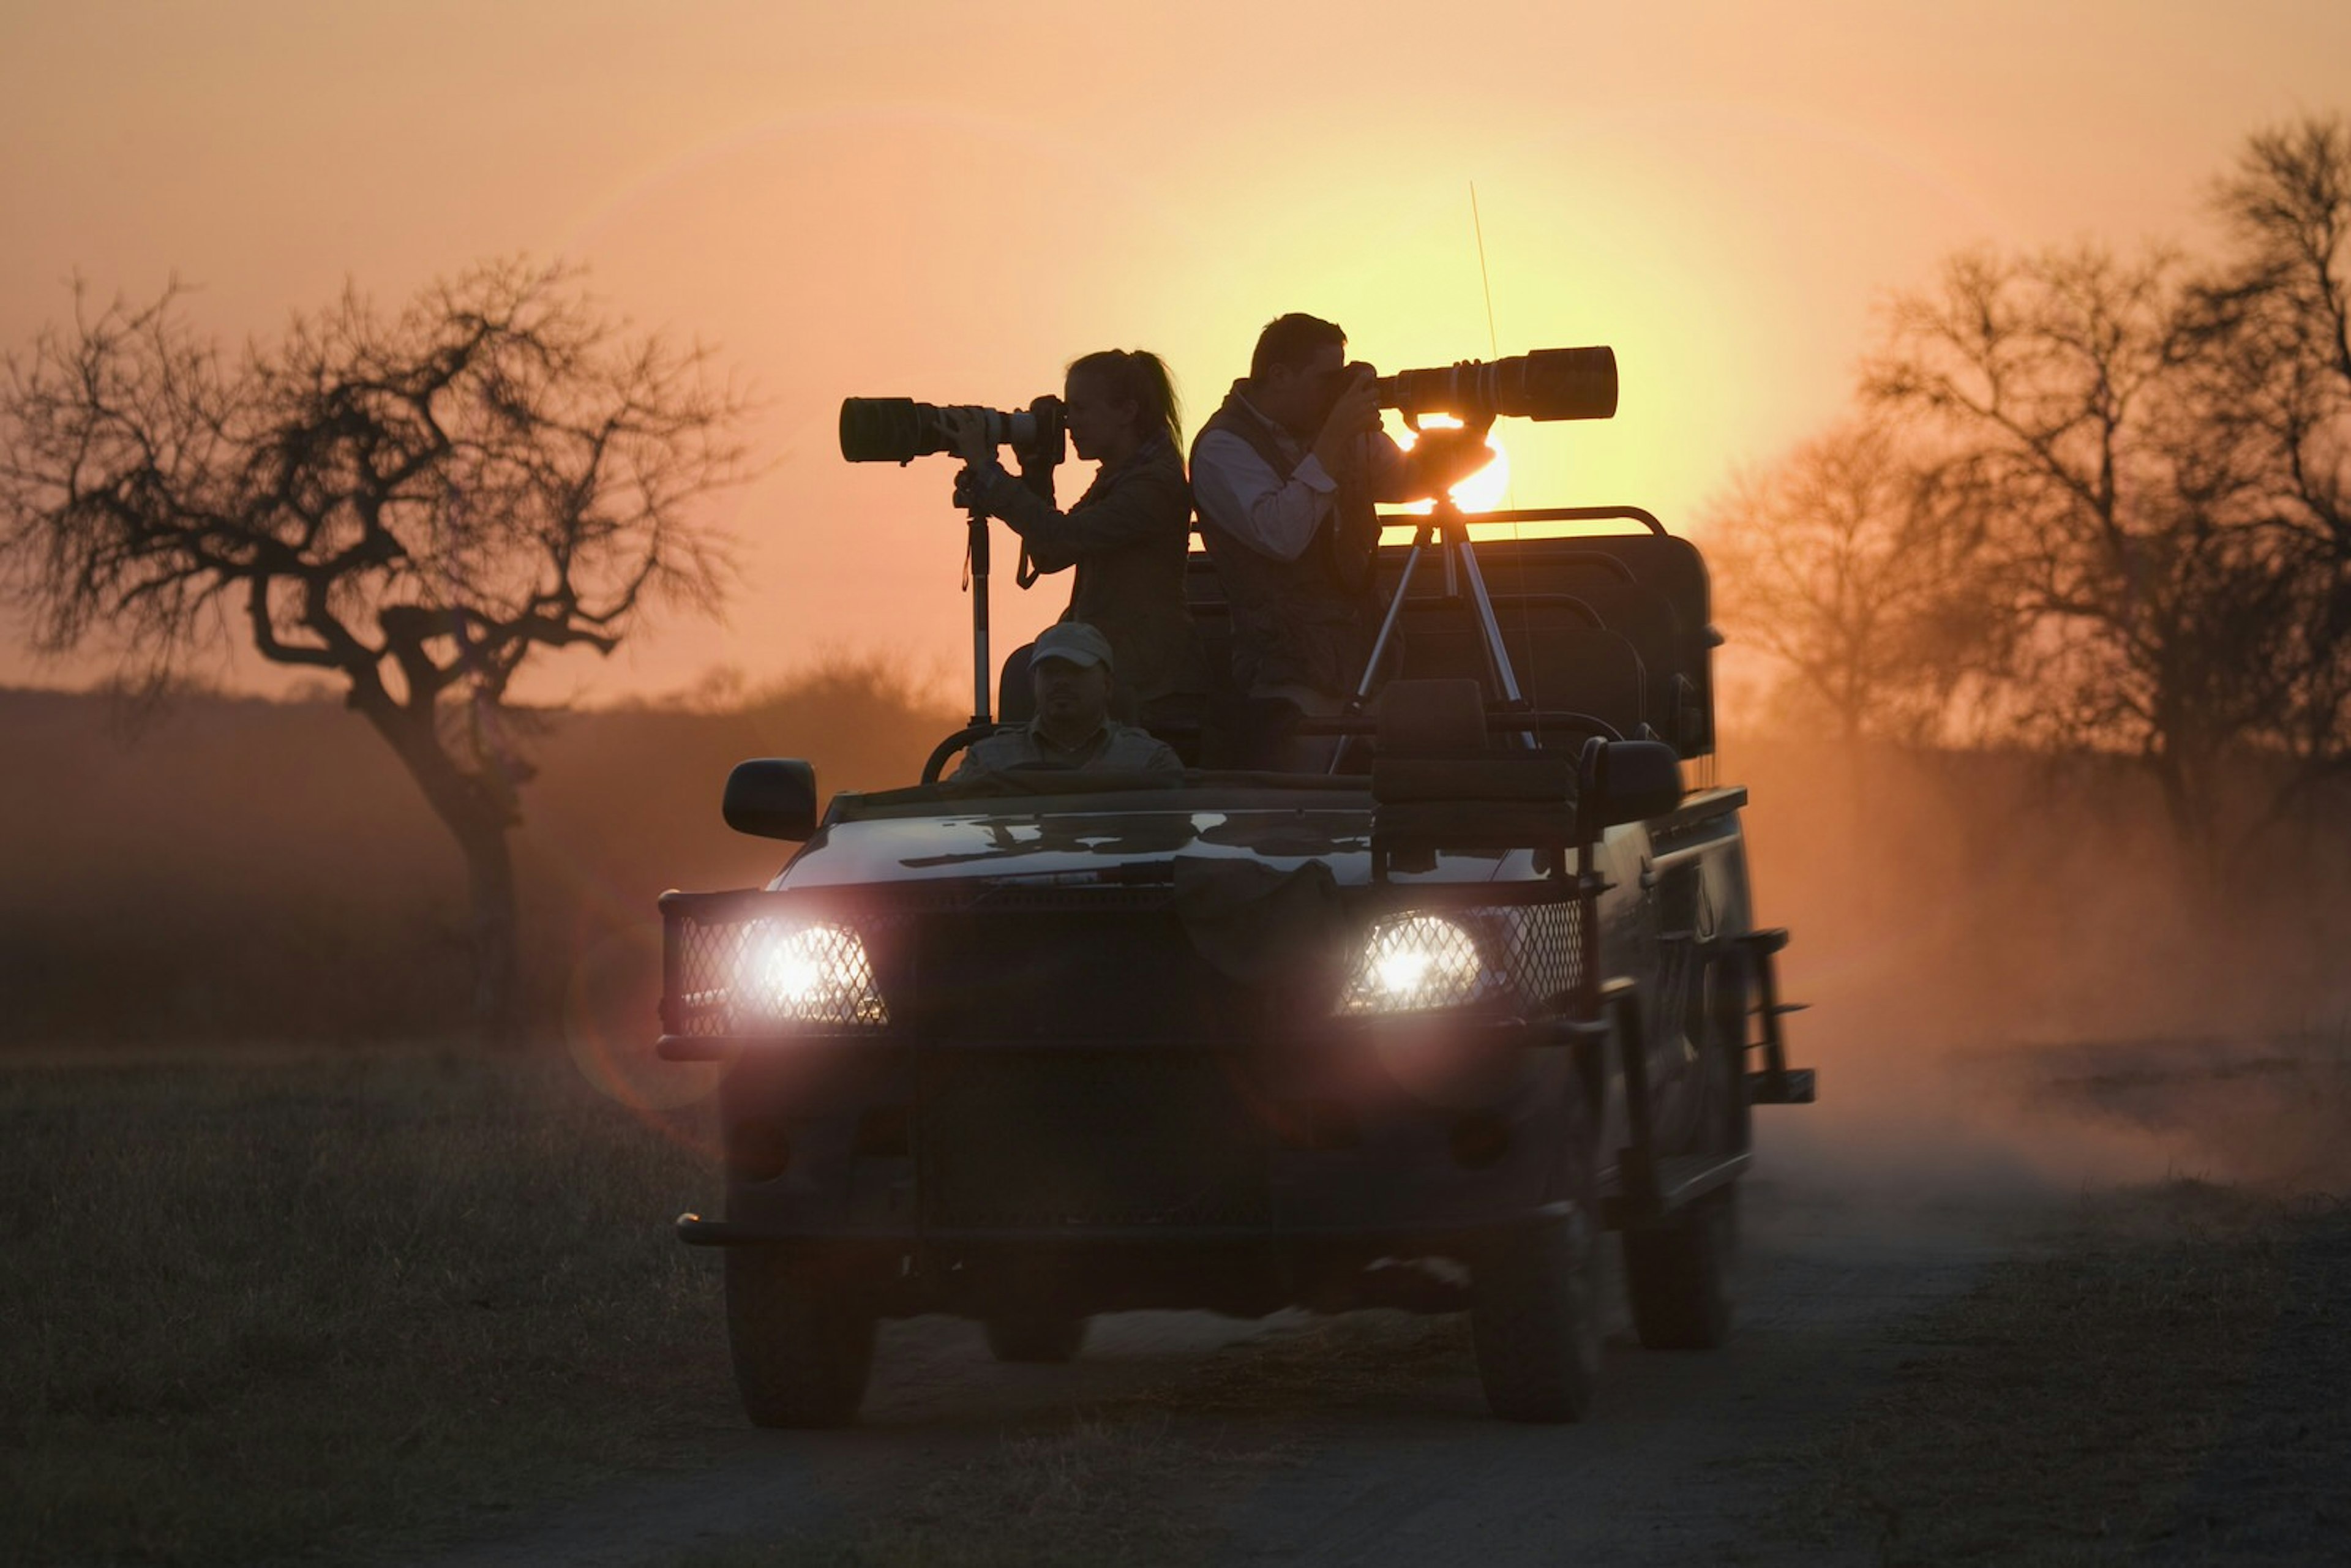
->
[{"left": 942, "top": 406, "right": 994, "bottom": 466}]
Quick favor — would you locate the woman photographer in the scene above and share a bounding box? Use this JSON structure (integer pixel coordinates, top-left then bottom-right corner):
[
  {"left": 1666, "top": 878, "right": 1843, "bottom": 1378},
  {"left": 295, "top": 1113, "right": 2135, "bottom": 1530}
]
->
[{"left": 946, "top": 349, "right": 1204, "bottom": 727}]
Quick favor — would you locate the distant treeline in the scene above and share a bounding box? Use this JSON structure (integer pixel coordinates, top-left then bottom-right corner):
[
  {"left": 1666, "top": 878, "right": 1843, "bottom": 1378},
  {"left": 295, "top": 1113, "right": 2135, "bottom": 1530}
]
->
[
  {"left": 4, "top": 677, "right": 2348, "bottom": 1051},
  {"left": 0, "top": 661, "right": 957, "bottom": 1046}
]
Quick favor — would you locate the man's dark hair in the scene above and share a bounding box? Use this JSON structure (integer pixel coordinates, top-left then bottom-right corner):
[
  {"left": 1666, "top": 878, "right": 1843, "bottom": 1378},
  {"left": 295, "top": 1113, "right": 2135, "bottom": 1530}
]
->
[{"left": 1250, "top": 313, "right": 1346, "bottom": 381}]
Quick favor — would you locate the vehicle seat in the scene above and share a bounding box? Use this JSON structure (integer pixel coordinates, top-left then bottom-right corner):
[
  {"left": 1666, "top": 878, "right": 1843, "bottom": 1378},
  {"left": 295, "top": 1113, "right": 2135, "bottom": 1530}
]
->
[
  {"left": 997, "top": 642, "right": 1036, "bottom": 725},
  {"left": 1377, "top": 677, "right": 1488, "bottom": 758}
]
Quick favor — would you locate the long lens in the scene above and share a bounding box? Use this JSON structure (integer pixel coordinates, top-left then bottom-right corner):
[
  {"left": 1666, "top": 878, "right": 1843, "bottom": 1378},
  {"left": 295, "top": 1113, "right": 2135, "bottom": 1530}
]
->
[
  {"left": 840, "top": 397, "right": 946, "bottom": 463},
  {"left": 1376, "top": 347, "right": 1618, "bottom": 422},
  {"left": 838, "top": 397, "right": 1062, "bottom": 462}
]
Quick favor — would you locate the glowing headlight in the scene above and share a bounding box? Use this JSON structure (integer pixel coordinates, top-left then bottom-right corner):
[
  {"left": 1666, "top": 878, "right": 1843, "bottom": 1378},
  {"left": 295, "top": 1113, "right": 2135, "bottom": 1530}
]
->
[
  {"left": 736, "top": 920, "right": 887, "bottom": 1027},
  {"left": 1337, "top": 914, "right": 1499, "bottom": 1015}
]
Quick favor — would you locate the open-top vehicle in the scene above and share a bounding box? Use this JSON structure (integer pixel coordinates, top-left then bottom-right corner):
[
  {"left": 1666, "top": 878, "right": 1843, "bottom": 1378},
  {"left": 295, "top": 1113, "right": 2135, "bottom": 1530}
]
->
[{"left": 657, "top": 475, "right": 1815, "bottom": 1428}]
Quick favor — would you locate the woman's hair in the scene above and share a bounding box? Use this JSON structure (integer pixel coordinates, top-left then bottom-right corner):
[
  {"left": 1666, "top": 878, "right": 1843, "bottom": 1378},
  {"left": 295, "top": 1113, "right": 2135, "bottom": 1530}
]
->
[{"left": 1066, "top": 348, "right": 1182, "bottom": 451}]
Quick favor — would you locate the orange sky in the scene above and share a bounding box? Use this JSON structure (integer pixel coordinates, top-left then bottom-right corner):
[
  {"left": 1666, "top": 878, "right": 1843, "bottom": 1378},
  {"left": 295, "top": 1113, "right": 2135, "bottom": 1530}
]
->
[{"left": 4, "top": 1, "right": 2345, "bottom": 704}]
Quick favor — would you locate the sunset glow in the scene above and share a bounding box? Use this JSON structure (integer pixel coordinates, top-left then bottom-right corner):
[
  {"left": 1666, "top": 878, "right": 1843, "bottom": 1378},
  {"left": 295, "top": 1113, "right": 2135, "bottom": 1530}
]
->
[
  {"left": 1391, "top": 418, "right": 1513, "bottom": 514},
  {"left": 1, "top": 3, "right": 2344, "bottom": 701}
]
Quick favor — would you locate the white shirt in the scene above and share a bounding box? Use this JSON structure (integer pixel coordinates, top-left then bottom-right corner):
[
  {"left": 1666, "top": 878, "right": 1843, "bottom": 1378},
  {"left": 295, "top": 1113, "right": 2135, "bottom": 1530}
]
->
[{"left": 1190, "top": 392, "right": 1409, "bottom": 563}]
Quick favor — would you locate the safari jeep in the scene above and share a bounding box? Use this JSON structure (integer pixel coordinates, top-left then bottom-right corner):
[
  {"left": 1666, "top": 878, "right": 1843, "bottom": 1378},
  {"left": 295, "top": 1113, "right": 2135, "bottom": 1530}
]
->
[{"left": 656, "top": 500, "right": 1815, "bottom": 1427}]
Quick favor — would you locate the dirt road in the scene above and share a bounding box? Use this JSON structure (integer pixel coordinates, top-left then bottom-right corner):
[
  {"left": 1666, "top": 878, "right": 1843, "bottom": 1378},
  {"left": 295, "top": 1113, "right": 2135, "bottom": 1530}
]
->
[
  {"left": 429, "top": 1138, "right": 2032, "bottom": 1568},
  {"left": 423, "top": 1026, "right": 2351, "bottom": 1567}
]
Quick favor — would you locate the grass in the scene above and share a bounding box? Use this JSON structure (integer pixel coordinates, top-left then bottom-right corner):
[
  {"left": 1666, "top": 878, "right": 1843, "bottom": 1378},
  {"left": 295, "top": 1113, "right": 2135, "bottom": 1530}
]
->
[
  {"left": 1768, "top": 1179, "right": 2351, "bottom": 1565},
  {"left": 0, "top": 1045, "right": 730, "bottom": 1566},
  {"left": 0, "top": 1043, "right": 1472, "bottom": 1568}
]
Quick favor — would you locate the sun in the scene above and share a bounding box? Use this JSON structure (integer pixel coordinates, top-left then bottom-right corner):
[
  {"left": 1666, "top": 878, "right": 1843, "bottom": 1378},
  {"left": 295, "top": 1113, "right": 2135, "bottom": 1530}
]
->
[{"left": 1391, "top": 415, "right": 1510, "bottom": 513}]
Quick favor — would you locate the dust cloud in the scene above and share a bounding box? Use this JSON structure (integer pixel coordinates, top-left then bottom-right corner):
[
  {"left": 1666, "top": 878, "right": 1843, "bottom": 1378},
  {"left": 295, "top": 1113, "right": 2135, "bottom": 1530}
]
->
[{"left": 1729, "top": 735, "right": 2351, "bottom": 1207}]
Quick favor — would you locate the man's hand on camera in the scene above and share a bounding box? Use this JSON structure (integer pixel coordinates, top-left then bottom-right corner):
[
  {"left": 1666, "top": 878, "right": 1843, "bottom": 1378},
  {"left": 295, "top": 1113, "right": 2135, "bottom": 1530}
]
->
[
  {"left": 1412, "top": 420, "right": 1495, "bottom": 495},
  {"left": 1311, "top": 368, "right": 1382, "bottom": 482}
]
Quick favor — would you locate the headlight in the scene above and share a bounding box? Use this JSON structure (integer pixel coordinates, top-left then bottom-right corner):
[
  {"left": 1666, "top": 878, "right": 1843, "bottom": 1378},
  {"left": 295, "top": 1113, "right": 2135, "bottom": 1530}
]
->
[
  {"left": 735, "top": 920, "right": 888, "bottom": 1027},
  {"left": 1337, "top": 914, "right": 1501, "bottom": 1015}
]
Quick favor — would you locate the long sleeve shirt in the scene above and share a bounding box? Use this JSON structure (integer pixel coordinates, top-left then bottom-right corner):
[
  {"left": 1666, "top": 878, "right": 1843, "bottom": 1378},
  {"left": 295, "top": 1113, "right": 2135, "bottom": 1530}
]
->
[{"left": 1188, "top": 392, "right": 1411, "bottom": 563}]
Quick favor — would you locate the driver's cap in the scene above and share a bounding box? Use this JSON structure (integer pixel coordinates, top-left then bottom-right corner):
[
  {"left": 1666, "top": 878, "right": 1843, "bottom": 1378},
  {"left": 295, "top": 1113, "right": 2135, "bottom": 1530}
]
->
[{"left": 1033, "top": 621, "right": 1114, "bottom": 673}]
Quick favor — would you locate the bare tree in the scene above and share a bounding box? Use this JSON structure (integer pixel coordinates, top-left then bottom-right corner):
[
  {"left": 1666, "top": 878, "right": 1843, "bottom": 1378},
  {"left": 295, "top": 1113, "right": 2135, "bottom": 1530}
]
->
[
  {"left": 1704, "top": 418, "right": 2000, "bottom": 744},
  {"left": 1862, "top": 245, "right": 2297, "bottom": 847},
  {"left": 0, "top": 261, "right": 749, "bottom": 1043},
  {"left": 2181, "top": 115, "right": 2351, "bottom": 808}
]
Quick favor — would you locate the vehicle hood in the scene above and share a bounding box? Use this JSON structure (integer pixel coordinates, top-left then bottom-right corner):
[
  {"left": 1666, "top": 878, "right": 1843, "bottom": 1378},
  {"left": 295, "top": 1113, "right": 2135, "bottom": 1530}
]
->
[{"left": 773, "top": 805, "right": 1521, "bottom": 890}]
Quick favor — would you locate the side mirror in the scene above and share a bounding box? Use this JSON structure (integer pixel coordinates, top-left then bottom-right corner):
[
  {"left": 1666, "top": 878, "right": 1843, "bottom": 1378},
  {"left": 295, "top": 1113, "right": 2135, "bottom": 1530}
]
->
[
  {"left": 722, "top": 759, "right": 820, "bottom": 841},
  {"left": 1584, "top": 740, "right": 1681, "bottom": 829}
]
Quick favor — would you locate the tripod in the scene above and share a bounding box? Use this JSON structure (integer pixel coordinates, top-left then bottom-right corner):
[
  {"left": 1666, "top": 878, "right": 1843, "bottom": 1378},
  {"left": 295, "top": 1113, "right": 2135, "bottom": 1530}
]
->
[
  {"left": 956, "top": 438, "right": 1065, "bottom": 729},
  {"left": 962, "top": 506, "right": 994, "bottom": 727},
  {"left": 1337, "top": 497, "right": 1535, "bottom": 767}
]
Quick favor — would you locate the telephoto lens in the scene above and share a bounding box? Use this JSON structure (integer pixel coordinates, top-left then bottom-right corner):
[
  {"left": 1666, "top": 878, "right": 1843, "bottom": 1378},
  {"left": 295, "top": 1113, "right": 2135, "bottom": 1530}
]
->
[
  {"left": 838, "top": 397, "right": 1067, "bottom": 463},
  {"left": 839, "top": 397, "right": 946, "bottom": 463},
  {"left": 1376, "top": 347, "right": 1618, "bottom": 422}
]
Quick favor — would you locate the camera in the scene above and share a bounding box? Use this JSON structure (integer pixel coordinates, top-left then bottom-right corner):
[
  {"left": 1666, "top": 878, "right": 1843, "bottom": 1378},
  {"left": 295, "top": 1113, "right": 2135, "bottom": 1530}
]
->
[
  {"left": 838, "top": 396, "right": 1068, "bottom": 465},
  {"left": 1376, "top": 347, "right": 1618, "bottom": 422}
]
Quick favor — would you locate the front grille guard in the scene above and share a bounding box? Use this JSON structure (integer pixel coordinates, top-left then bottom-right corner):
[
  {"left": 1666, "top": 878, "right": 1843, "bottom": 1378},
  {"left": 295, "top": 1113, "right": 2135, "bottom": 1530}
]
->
[{"left": 657, "top": 879, "right": 1594, "bottom": 1048}]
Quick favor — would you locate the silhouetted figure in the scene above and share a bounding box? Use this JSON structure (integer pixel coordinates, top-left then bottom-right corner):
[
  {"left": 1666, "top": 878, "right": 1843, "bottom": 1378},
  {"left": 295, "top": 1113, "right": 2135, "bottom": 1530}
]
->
[
  {"left": 1190, "top": 313, "right": 1492, "bottom": 766},
  {"left": 951, "top": 622, "right": 1182, "bottom": 778},
  {"left": 947, "top": 350, "right": 1205, "bottom": 729}
]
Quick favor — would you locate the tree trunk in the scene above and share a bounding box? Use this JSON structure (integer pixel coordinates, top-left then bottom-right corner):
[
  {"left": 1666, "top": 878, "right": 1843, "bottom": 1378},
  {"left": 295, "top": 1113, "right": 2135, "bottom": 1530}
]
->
[
  {"left": 353, "top": 694, "right": 529, "bottom": 1048},
  {"left": 454, "top": 814, "right": 525, "bottom": 1048}
]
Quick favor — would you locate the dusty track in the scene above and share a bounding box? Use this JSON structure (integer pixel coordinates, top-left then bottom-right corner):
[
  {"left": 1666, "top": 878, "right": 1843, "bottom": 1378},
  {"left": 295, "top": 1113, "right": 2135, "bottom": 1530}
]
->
[{"left": 429, "top": 1142, "right": 2032, "bottom": 1568}]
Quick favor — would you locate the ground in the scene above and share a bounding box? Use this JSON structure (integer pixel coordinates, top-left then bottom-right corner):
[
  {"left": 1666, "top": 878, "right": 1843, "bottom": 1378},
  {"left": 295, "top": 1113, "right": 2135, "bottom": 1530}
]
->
[{"left": 3, "top": 1033, "right": 2345, "bottom": 1567}]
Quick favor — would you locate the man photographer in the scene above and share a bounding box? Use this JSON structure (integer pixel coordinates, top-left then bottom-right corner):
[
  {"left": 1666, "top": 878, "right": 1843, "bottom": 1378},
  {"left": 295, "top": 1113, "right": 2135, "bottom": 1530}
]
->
[
  {"left": 951, "top": 621, "right": 1182, "bottom": 778},
  {"left": 1190, "top": 313, "right": 1495, "bottom": 753}
]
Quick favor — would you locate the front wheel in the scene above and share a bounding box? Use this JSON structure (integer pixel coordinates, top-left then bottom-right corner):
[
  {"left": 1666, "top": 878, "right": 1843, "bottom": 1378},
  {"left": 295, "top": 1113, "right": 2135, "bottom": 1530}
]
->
[
  {"left": 1622, "top": 1187, "right": 1736, "bottom": 1349},
  {"left": 1470, "top": 1087, "right": 1603, "bottom": 1423},
  {"left": 725, "top": 1245, "right": 877, "bottom": 1428},
  {"left": 1471, "top": 1210, "right": 1604, "bottom": 1422},
  {"left": 1622, "top": 948, "right": 1751, "bottom": 1350}
]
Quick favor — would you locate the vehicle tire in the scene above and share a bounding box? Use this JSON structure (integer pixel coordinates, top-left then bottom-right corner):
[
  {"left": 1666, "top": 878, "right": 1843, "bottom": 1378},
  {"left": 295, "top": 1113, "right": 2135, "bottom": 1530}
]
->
[
  {"left": 1622, "top": 949, "right": 1751, "bottom": 1351},
  {"left": 1470, "top": 1090, "right": 1603, "bottom": 1423},
  {"left": 1622, "top": 1187, "right": 1736, "bottom": 1349},
  {"left": 724, "top": 1244, "right": 876, "bottom": 1428},
  {"left": 982, "top": 1311, "right": 1090, "bottom": 1364}
]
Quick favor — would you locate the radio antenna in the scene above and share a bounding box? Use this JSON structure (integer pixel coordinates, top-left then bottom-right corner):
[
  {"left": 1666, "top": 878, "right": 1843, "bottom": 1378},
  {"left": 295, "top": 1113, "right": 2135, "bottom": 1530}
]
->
[
  {"left": 1469, "top": 182, "right": 1513, "bottom": 511},
  {"left": 1471, "top": 182, "right": 1500, "bottom": 359}
]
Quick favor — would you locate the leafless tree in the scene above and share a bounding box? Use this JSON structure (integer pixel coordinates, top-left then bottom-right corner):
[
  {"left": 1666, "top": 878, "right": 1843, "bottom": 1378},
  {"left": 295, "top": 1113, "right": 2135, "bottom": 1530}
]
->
[
  {"left": 1862, "top": 244, "right": 2297, "bottom": 847},
  {"left": 0, "top": 261, "right": 749, "bottom": 1043},
  {"left": 2180, "top": 115, "right": 2351, "bottom": 809},
  {"left": 1704, "top": 418, "right": 2000, "bottom": 744}
]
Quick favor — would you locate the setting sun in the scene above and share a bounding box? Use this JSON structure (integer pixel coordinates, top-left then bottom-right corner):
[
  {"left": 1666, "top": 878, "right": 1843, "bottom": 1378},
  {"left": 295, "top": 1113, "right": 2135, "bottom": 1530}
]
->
[{"left": 1392, "top": 416, "right": 1511, "bottom": 514}]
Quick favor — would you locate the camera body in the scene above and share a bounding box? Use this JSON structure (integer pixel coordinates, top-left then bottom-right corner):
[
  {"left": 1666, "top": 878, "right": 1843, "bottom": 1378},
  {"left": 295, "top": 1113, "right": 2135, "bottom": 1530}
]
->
[
  {"left": 839, "top": 396, "right": 1068, "bottom": 467},
  {"left": 1375, "top": 347, "right": 1618, "bottom": 423}
]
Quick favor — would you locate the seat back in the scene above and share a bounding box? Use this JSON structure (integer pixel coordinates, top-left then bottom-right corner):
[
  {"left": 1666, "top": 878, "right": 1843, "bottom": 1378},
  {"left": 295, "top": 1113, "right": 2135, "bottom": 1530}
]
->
[{"left": 997, "top": 642, "right": 1037, "bottom": 724}]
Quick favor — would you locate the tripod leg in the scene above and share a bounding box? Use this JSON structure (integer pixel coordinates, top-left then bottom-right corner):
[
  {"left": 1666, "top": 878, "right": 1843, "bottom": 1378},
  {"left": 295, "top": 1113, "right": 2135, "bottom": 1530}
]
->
[
  {"left": 1348, "top": 527, "right": 1433, "bottom": 710},
  {"left": 1329, "top": 527, "right": 1435, "bottom": 776},
  {"left": 1448, "top": 520, "right": 1536, "bottom": 749}
]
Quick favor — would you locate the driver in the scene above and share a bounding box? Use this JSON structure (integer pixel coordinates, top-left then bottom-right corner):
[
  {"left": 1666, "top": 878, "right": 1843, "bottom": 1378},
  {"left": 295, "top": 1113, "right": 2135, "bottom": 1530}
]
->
[{"left": 951, "top": 622, "right": 1183, "bottom": 778}]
